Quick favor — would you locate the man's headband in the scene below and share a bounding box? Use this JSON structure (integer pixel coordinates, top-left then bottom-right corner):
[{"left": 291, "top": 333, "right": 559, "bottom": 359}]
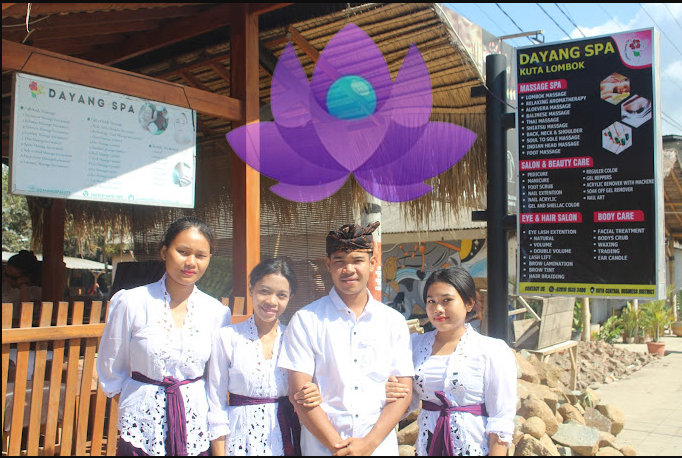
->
[{"left": 326, "top": 221, "right": 380, "bottom": 255}]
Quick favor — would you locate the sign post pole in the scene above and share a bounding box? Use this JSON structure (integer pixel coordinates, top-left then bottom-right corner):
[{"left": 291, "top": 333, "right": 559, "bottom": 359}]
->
[{"left": 486, "top": 54, "right": 512, "bottom": 342}]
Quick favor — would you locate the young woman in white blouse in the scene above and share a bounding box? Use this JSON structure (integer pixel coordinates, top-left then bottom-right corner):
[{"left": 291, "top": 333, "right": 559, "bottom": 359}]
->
[
  {"left": 97, "top": 216, "right": 232, "bottom": 456},
  {"left": 207, "top": 258, "right": 321, "bottom": 456},
  {"left": 387, "top": 266, "right": 517, "bottom": 456}
]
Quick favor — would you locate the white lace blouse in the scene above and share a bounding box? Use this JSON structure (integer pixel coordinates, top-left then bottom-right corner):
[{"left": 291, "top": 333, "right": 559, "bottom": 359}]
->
[
  {"left": 206, "top": 316, "right": 289, "bottom": 456},
  {"left": 409, "top": 324, "right": 517, "bottom": 456},
  {"left": 96, "top": 274, "right": 232, "bottom": 456}
]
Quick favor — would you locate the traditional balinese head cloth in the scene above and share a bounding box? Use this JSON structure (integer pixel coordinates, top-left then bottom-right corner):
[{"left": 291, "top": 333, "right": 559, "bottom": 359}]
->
[{"left": 326, "top": 221, "right": 380, "bottom": 256}]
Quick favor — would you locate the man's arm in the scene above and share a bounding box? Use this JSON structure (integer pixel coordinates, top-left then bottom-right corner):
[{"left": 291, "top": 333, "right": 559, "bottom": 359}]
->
[
  {"left": 289, "top": 370, "right": 344, "bottom": 452},
  {"left": 333, "top": 376, "right": 412, "bottom": 456}
]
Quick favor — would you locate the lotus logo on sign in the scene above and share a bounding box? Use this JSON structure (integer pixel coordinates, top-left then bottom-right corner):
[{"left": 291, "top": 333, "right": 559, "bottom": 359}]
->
[{"left": 227, "top": 24, "right": 476, "bottom": 203}]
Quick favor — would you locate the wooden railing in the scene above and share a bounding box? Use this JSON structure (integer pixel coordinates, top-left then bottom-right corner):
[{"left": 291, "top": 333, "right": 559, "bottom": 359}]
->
[
  {"left": 3, "top": 297, "right": 241, "bottom": 455},
  {"left": 221, "top": 296, "right": 249, "bottom": 323},
  {"left": 2, "top": 301, "right": 118, "bottom": 456}
]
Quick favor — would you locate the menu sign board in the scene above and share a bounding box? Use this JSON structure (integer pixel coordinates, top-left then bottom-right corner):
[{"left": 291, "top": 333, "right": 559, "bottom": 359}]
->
[
  {"left": 516, "top": 29, "right": 664, "bottom": 299},
  {"left": 10, "top": 73, "right": 197, "bottom": 208}
]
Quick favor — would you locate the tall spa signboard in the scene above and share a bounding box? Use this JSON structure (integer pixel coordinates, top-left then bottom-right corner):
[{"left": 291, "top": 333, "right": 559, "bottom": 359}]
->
[{"left": 516, "top": 28, "right": 664, "bottom": 300}]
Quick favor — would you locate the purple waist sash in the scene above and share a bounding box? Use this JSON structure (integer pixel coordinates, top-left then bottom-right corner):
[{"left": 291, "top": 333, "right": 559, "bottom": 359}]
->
[
  {"left": 131, "top": 371, "right": 202, "bottom": 456},
  {"left": 421, "top": 391, "right": 488, "bottom": 456},
  {"left": 229, "top": 393, "right": 301, "bottom": 456}
]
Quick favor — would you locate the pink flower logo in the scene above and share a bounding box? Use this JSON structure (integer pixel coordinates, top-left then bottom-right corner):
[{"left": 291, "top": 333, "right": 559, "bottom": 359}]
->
[{"left": 28, "top": 81, "right": 44, "bottom": 98}]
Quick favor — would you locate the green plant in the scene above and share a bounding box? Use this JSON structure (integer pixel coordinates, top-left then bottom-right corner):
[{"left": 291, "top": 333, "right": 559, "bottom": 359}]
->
[
  {"left": 573, "top": 298, "right": 583, "bottom": 333},
  {"left": 620, "top": 302, "right": 640, "bottom": 338},
  {"left": 640, "top": 298, "right": 674, "bottom": 342},
  {"left": 579, "top": 390, "right": 597, "bottom": 409},
  {"left": 598, "top": 314, "right": 624, "bottom": 344}
]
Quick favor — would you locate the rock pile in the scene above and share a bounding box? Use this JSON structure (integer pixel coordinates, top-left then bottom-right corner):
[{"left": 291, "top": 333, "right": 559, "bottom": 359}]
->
[
  {"left": 397, "top": 341, "right": 659, "bottom": 456},
  {"left": 551, "top": 341, "right": 655, "bottom": 391}
]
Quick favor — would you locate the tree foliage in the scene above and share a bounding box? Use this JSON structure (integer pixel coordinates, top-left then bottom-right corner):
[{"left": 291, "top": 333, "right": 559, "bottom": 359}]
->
[
  {"left": 2, "top": 164, "right": 32, "bottom": 252},
  {"left": 3, "top": 164, "right": 122, "bottom": 261}
]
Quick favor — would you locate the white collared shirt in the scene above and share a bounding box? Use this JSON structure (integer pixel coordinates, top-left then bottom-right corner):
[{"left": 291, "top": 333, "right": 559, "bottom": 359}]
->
[
  {"left": 97, "top": 273, "right": 231, "bottom": 456},
  {"left": 278, "top": 287, "right": 414, "bottom": 456}
]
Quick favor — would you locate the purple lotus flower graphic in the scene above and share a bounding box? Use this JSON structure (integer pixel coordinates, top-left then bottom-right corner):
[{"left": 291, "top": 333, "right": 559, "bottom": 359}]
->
[{"left": 227, "top": 23, "right": 476, "bottom": 202}]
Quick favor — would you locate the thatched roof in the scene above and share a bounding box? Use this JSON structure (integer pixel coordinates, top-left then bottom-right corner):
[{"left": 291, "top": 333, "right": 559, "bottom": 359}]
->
[
  {"left": 663, "top": 135, "right": 682, "bottom": 240},
  {"left": 3, "top": 3, "right": 489, "bottom": 249}
]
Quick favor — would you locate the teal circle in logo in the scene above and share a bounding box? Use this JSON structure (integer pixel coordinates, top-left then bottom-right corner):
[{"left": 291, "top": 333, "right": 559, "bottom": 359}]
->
[{"left": 326, "top": 75, "right": 377, "bottom": 120}]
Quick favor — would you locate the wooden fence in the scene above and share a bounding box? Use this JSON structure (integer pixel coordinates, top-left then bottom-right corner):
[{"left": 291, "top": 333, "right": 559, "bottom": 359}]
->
[
  {"left": 2, "top": 297, "right": 244, "bottom": 456},
  {"left": 2, "top": 301, "right": 118, "bottom": 456}
]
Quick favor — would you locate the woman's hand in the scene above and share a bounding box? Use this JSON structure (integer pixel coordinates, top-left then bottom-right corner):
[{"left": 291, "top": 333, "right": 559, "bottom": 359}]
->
[
  {"left": 385, "top": 375, "right": 411, "bottom": 403},
  {"left": 333, "top": 437, "right": 379, "bottom": 456},
  {"left": 293, "top": 381, "right": 322, "bottom": 407},
  {"left": 488, "top": 433, "right": 509, "bottom": 456}
]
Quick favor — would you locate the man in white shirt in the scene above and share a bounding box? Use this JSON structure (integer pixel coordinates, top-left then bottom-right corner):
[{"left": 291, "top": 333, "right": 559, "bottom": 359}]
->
[{"left": 278, "top": 222, "right": 414, "bottom": 456}]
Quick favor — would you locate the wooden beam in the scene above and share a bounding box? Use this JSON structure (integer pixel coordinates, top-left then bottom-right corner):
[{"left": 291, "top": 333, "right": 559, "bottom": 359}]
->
[
  {"left": 231, "top": 4, "right": 260, "bottom": 317},
  {"left": 31, "top": 33, "right": 130, "bottom": 51},
  {"left": 667, "top": 175, "right": 682, "bottom": 236},
  {"left": 195, "top": 119, "right": 213, "bottom": 138},
  {"left": 2, "top": 3, "right": 204, "bottom": 18},
  {"left": 664, "top": 189, "right": 682, "bottom": 231},
  {"left": 249, "top": 3, "right": 293, "bottom": 16},
  {"left": 2, "top": 40, "right": 242, "bottom": 121},
  {"left": 41, "top": 200, "right": 65, "bottom": 303},
  {"left": 264, "top": 34, "right": 291, "bottom": 48},
  {"left": 93, "top": 3, "right": 235, "bottom": 66},
  {"left": 288, "top": 25, "right": 320, "bottom": 62},
  {"left": 156, "top": 52, "right": 230, "bottom": 80},
  {"left": 2, "top": 39, "right": 31, "bottom": 71},
  {"left": 179, "top": 70, "right": 213, "bottom": 93},
  {"left": 3, "top": 19, "right": 162, "bottom": 42},
  {"left": 177, "top": 72, "right": 214, "bottom": 137},
  {"left": 210, "top": 63, "right": 231, "bottom": 85},
  {"left": 259, "top": 40, "right": 278, "bottom": 76},
  {"left": 2, "top": 5, "right": 204, "bottom": 27},
  {"left": 2, "top": 76, "right": 12, "bottom": 98},
  {"left": 32, "top": 45, "right": 109, "bottom": 60},
  {"left": 2, "top": 324, "right": 106, "bottom": 344}
]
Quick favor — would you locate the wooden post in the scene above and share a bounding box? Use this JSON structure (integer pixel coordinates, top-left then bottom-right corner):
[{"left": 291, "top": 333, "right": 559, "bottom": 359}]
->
[
  {"left": 582, "top": 297, "right": 591, "bottom": 342},
  {"left": 230, "top": 4, "right": 260, "bottom": 316},
  {"left": 41, "top": 199, "right": 65, "bottom": 302},
  {"left": 361, "top": 197, "right": 382, "bottom": 301},
  {"left": 669, "top": 238, "right": 677, "bottom": 322}
]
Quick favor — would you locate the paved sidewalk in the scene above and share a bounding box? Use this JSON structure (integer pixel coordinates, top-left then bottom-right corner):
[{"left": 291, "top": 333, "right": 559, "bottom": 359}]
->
[{"left": 594, "top": 334, "right": 682, "bottom": 456}]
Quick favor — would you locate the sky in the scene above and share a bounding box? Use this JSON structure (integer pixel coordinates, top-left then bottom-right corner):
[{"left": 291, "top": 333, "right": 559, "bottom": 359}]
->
[{"left": 444, "top": 3, "right": 682, "bottom": 136}]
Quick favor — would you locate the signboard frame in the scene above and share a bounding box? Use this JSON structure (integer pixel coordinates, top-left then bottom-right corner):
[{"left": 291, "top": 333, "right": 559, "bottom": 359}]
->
[
  {"left": 515, "top": 28, "right": 664, "bottom": 300},
  {"left": 9, "top": 72, "right": 198, "bottom": 208}
]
